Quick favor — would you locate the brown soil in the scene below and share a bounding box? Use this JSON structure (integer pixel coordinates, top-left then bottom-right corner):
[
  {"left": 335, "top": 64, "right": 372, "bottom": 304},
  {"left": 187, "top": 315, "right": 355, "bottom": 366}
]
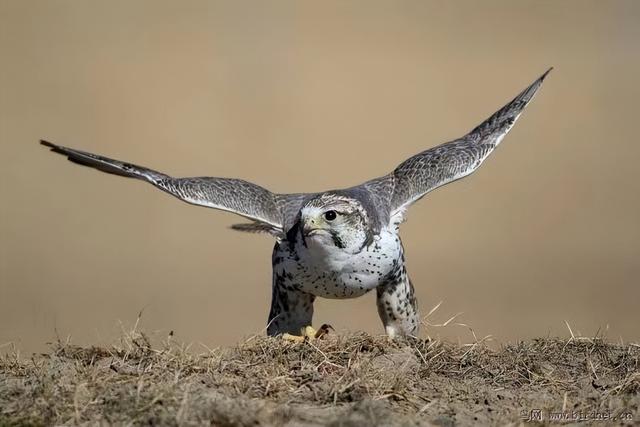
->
[{"left": 1, "top": 332, "right": 638, "bottom": 426}]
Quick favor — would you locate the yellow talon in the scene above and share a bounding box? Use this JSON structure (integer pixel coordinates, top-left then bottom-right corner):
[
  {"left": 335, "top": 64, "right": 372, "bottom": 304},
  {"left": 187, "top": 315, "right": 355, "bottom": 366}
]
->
[
  {"left": 281, "top": 324, "right": 334, "bottom": 342},
  {"left": 302, "top": 325, "right": 317, "bottom": 338}
]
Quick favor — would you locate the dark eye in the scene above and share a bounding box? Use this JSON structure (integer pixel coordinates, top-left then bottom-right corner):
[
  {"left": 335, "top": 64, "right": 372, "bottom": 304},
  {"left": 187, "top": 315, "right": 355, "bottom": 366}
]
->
[{"left": 324, "top": 210, "right": 337, "bottom": 221}]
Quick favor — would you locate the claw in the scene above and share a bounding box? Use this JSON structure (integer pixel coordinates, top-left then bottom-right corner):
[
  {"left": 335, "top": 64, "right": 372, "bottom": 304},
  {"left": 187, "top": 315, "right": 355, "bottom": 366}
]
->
[
  {"left": 314, "top": 324, "right": 334, "bottom": 339},
  {"left": 281, "top": 324, "right": 334, "bottom": 342}
]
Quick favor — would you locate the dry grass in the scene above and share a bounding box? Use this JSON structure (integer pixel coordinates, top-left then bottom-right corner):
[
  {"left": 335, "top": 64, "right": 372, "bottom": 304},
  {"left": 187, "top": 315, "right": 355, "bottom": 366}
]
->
[{"left": 1, "top": 324, "right": 638, "bottom": 426}]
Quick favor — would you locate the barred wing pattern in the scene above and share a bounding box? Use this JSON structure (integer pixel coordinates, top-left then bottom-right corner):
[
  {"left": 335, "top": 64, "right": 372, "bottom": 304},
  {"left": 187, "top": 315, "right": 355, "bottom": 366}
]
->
[
  {"left": 385, "top": 68, "right": 551, "bottom": 217},
  {"left": 41, "top": 69, "right": 550, "bottom": 236},
  {"left": 41, "top": 141, "right": 285, "bottom": 231}
]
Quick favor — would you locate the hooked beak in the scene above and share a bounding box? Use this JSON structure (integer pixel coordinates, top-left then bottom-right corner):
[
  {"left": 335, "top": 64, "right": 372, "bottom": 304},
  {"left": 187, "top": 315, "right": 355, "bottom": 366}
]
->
[
  {"left": 302, "top": 215, "right": 331, "bottom": 240},
  {"left": 302, "top": 219, "right": 320, "bottom": 237}
]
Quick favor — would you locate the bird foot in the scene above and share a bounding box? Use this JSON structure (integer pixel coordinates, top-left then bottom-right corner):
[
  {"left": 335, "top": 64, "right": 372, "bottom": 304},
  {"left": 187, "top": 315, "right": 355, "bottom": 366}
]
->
[{"left": 282, "top": 324, "right": 334, "bottom": 342}]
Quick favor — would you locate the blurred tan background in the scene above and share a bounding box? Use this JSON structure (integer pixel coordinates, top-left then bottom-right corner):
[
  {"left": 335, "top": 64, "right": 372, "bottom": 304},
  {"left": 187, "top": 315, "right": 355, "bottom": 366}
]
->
[{"left": 1, "top": 0, "right": 639, "bottom": 353}]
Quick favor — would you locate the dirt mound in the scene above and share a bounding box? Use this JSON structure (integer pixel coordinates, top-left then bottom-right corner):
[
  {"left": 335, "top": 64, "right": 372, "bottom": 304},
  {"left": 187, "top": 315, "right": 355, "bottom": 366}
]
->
[{"left": 1, "top": 332, "right": 638, "bottom": 426}]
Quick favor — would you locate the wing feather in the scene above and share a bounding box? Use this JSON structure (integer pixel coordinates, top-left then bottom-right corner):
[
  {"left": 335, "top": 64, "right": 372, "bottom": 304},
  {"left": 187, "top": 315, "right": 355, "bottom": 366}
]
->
[
  {"left": 42, "top": 69, "right": 551, "bottom": 236},
  {"left": 386, "top": 68, "right": 551, "bottom": 216},
  {"left": 41, "top": 140, "right": 285, "bottom": 230}
]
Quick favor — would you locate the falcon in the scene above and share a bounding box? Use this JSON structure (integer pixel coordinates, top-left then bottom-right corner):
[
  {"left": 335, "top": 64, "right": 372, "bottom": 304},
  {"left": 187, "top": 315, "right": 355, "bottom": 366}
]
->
[{"left": 41, "top": 69, "right": 551, "bottom": 340}]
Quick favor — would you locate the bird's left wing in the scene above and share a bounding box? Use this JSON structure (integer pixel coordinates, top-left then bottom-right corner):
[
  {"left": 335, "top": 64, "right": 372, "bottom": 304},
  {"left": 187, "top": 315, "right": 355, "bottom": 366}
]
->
[
  {"left": 376, "top": 68, "right": 551, "bottom": 221},
  {"left": 41, "top": 140, "right": 287, "bottom": 234}
]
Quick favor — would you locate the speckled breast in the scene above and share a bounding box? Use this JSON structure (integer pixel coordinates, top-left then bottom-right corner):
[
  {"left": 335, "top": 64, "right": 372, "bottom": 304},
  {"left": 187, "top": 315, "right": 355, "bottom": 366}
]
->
[{"left": 272, "top": 229, "right": 403, "bottom": 299}]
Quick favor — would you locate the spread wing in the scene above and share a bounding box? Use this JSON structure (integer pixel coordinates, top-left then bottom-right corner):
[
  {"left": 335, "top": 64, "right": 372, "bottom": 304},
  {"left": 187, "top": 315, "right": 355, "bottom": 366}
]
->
[
  {"left": 40, "top": 140, "right": 289, "bottom": 234},
  {"left": 376, "top": 68, "right": 551, "bottom": 220}
]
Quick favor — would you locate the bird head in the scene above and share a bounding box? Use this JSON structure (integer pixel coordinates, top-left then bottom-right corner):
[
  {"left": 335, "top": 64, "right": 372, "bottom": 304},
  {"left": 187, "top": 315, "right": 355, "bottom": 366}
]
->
[{"left": 297, "top": 193, "right": 372, "bottom": 253}]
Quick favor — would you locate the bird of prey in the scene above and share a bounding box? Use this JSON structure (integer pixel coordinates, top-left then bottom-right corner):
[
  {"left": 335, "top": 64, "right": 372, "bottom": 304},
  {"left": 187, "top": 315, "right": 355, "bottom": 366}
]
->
[{"left": 41, "top": 69, "right": 550, "bottom": 340}]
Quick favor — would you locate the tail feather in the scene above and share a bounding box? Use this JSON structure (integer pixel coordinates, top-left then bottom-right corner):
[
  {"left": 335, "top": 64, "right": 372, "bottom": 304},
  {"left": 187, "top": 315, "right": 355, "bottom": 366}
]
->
[{"left": 230, "top": 222, "right": 284, "bottom": 237}]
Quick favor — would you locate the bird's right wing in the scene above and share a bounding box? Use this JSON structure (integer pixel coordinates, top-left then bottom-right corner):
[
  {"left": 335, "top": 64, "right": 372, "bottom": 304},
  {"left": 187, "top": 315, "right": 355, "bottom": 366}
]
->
[{"left": 41, "top": 140, "right": 287, "bottom": 234}]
